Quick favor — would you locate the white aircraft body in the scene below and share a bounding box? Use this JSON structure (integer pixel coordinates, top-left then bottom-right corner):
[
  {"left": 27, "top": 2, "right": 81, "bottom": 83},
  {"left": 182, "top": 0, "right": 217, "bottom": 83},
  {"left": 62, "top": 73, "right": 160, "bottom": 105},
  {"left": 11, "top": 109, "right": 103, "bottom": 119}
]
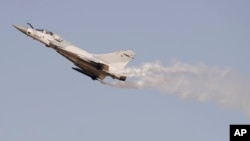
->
[{"left": 13, "top": 23, "right": 135, "bottom": 81}]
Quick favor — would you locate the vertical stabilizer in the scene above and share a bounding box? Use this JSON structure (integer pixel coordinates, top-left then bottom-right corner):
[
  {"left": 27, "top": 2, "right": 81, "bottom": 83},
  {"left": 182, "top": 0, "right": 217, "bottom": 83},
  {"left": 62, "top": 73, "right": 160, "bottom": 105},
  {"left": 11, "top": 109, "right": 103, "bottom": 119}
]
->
[{"left": 95, "top": 50, "right": 135, "bottom": 71}]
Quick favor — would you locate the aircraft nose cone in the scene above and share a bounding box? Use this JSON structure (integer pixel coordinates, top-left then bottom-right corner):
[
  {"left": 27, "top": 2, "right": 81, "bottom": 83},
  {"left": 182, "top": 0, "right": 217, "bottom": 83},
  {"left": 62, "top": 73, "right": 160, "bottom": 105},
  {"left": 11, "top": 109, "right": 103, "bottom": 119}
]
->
[{"left": 13, "top": 25, "right": 28, "bottom": 34}]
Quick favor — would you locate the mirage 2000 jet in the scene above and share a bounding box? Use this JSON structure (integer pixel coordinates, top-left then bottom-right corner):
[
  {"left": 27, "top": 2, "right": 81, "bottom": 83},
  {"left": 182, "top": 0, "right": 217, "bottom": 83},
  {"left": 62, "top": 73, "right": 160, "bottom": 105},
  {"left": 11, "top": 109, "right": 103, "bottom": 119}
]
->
[{"left": 13, "top": 23, "right": 135, "bottom": 81}]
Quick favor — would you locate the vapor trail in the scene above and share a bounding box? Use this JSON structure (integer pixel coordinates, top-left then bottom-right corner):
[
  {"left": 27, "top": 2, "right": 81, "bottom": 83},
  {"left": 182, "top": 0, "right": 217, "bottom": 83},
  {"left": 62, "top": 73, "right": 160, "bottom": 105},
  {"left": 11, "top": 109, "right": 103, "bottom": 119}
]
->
[{"left": 102, "top": 60, "right": 250, "bottom": 115}]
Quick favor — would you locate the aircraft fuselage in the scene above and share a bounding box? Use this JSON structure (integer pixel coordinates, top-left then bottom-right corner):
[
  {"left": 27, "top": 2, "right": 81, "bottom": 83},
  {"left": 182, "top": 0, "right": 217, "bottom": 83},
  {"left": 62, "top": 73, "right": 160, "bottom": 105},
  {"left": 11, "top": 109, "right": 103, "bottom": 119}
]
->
[{"left": 13, "top": 24, "right": 133, "bottom": 81}]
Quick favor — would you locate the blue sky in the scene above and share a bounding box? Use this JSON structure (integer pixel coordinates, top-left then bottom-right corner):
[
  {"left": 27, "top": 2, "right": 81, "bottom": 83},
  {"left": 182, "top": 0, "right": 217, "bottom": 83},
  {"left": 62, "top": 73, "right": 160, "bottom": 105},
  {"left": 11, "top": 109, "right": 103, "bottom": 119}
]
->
[{"left": 1, "top": 0, "right": 250, "bottom": 141}]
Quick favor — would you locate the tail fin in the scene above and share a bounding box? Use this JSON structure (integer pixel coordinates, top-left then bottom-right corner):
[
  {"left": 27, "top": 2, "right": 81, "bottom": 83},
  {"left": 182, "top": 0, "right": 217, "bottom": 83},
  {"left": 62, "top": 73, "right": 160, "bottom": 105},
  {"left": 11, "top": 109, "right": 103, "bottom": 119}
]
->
[{"left": 95, "top": 50, "right": 135, "bottom": 71}]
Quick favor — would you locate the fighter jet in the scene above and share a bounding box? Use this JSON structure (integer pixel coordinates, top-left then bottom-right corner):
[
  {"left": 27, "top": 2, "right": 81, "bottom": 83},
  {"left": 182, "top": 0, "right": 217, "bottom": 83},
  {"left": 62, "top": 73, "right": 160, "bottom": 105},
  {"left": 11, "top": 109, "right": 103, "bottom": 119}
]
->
[{"left": 13, "top": 23, "right": 135, "bottom": 81}]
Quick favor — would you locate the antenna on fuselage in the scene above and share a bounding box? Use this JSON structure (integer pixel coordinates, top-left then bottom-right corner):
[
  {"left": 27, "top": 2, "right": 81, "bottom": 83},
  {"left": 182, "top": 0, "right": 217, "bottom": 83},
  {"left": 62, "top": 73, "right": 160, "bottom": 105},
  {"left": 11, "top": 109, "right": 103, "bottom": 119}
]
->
[{"left": 26, "top": 23, "right": 34, "bottom": 29}]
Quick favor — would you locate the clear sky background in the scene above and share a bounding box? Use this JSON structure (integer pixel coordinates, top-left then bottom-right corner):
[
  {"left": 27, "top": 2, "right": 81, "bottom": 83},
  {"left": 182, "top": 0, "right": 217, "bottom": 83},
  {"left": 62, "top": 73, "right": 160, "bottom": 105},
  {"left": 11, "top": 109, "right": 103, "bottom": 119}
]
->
[{"left": 1, "top": 0, "right": 250, "bottom": 141}]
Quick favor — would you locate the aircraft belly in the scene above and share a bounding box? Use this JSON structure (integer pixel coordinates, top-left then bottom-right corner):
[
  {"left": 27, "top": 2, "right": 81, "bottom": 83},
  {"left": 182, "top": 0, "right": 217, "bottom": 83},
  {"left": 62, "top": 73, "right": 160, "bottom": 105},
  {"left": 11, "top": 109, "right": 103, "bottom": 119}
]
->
[
  {"left": 64, "top": 53, "right": 106, "bottom": 80},
  {"left": 61, "top": 51, "right": 97, "bottom": 73},
  {"left": 54, "top": 46, "right": 121, "bottom": 81},
  {"left": 56, "top": 49, "right": 107, "bottom": 77},
  {"left": 75, "top": 59, "right": 104, "bottom": 78}
]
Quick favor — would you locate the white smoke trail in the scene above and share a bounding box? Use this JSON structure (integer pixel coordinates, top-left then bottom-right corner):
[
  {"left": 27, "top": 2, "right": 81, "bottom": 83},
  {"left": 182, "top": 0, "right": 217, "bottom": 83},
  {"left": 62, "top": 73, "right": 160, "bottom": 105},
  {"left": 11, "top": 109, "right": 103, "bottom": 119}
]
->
[{"left": 101, "top": 60, "right": 250, "bottom": 115}]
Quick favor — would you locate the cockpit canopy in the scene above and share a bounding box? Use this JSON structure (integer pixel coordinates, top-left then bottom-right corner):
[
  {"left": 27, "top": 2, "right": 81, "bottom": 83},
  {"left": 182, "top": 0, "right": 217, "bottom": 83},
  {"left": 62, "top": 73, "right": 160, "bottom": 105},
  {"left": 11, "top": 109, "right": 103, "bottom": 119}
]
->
[
  {"left": 35, "top": 29, "right": 53, "bottom": 35},
  {"left": 35, "top": 28, "right": 63, "bottom": 42}
]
